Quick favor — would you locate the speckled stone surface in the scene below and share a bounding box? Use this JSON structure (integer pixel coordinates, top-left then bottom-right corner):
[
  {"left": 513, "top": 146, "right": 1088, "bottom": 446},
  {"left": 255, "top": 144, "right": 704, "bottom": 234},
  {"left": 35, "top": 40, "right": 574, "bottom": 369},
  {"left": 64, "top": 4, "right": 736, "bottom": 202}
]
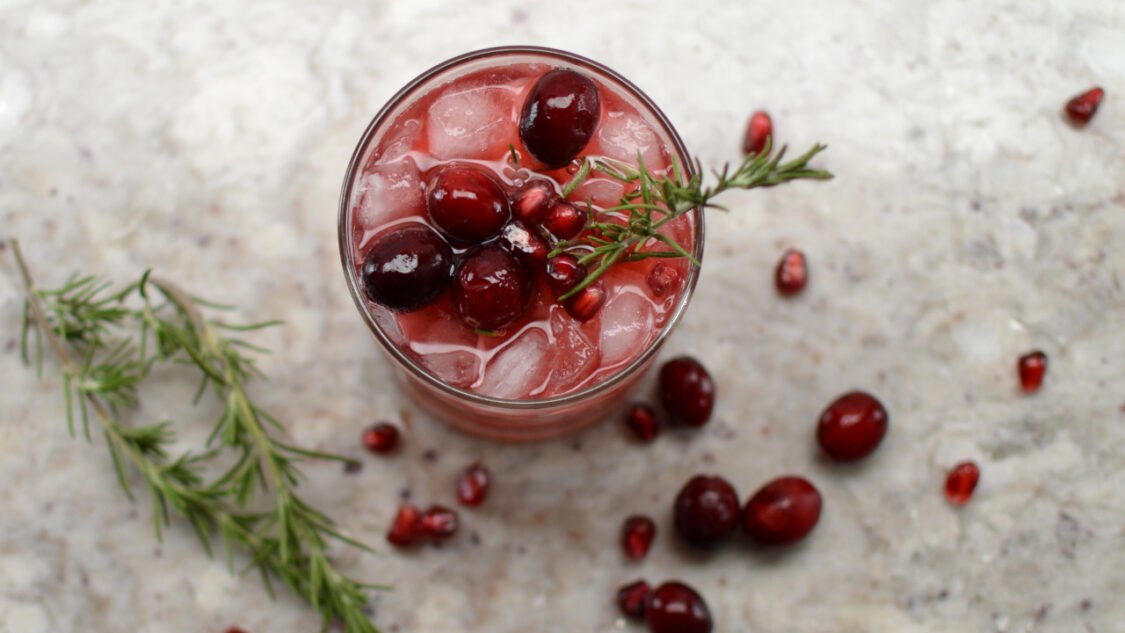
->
[{"left": 2, "top": 1, "right": 1124, "bottom": 632}]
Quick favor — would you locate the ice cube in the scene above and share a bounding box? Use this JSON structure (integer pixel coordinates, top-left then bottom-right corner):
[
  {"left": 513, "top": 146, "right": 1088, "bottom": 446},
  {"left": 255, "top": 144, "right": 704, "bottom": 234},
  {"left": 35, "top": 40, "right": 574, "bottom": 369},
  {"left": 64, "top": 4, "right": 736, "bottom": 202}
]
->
[
  {"left": 591, "top": 111, "right": 667, "bottom": 170},
  {"left": 546, "top": 307, "right": 599, "bottom": 393},
  {"left": 568, "top": 176, "right": 627, "bottom": 210},
  {"left": 356, "top": 157, "right": 424, "bottom": 229},
  {"left": 426, "top": 84, "right": 515, "bottom": 161},
  {"left": 371, "top": 306, "right": 405, "bottom": 346},
  {"left": 476, "top": 327, "right": 551, "bottom": 399},
  {"left": 419, "top": 350, "right": 481, "bottom": 389},
  {"left": 598, "top": 288, "right": 656, "bottom": 367}
]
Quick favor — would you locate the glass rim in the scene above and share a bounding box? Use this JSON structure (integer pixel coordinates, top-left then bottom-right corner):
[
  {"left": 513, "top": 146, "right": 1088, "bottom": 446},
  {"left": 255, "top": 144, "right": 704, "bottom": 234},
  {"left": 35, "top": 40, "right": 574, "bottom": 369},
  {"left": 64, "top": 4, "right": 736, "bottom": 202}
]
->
[{"left": 337, "top": 45, "right": 705, "bottom": 411}]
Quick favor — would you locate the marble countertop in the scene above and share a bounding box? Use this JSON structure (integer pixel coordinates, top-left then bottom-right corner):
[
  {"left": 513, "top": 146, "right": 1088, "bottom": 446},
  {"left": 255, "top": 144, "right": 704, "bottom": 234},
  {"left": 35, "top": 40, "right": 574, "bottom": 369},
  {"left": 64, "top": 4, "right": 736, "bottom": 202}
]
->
[{"left": 2, "top": 1, "right": 1123, "bottom": 631}]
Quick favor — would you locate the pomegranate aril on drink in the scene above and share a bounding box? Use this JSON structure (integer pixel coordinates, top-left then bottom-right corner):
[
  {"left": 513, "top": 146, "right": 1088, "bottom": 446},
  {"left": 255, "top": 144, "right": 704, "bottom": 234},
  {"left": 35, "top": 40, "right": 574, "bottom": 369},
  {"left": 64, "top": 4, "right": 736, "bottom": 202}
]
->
[
  {"left": 742, "top": 110, "right": 773, "bottom": 156},
  {"left": 625, "top": 403, "right": 660, "bottom": 442},
  {"left": 563, "top": 282, "right": 606, "bottom": 321},
  {"left": 673, "top": 475, "right": 740, "bottom": 548},
  {"left": 361, "top": 422, "right": 400, "bottom": 454},
  {"left": 543, "top": 200, "right": 587, "bottom": 240},
  {"left": 546, "top": 253, "right": 587, "bottom": 295},
  {"left": 616, "top": 580, "right": 650, "bottom": 620},
  {"left": 621, "top": 515, "right": 657, "bottom": 560},
  {"left": 1064, "top": 87, "right": 1105, "bottom": 126},
  {"left": 361, "top": 225, "right": 453, "bottom": 312},
  {"left": 386, "top": 502, "right": 423, "bottom": 547},
  {"left": 944, "top": 461, "right": 980, "bottom": 507},
  {"left": 456, "top": 462, "right": 491, "bottom": 507},
  {"left": 742, "top": 476, "right": 822, "bottom": 545},
  {"left": 646, "top": 263, "right": 679, "bottom": 297},
  {"left": 452, "top": 245, "right": 533, "bottom": 331},
  {"left": 816, "top": 390, "right": 888, "bottom": 462},
  {"left": 511, "top": 179, "right": 556, "bottom": 225},
  {"left": 646, "top": 581, "right": 713, "bottom": 633},
  {"left": 421, "top": 505, "right": 460, "bottom": 539},
  {"left": 425, "top": 163, "right": 511, "bottom": 244},
  {"left": 775, "top": 248, "right": 808, "bottom": 297},
  {"left": 498, "top": 222, "right": 549, "bottom": 268},
  {"left": 1018, "top": 350, "right": 1047, "bottom": 393},
  {"left": 659, "top": 356, "right": 715, "bottom": 427},
  {"left": 519, "top": 68, "right": 601, "bottom": 167}
]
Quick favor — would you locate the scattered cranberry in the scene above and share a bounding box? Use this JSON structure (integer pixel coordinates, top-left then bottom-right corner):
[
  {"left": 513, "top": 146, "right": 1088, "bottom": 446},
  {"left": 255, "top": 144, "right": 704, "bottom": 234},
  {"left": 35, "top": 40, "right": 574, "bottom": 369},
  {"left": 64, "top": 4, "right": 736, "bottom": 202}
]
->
[
  {"left": 511, "top": 179, "right": 556, "bottom": 225},
  {"left": 775, "top": 249, "right": 808, "bottom": 297},
  {"left": 1018, "top": 350, "right": 1047, "bottom": 393},
  {"left": 816, "top": 391, "right": 888, "bottom": 462},
  {"left": 659, "top": 357, "right": 715, "bottom": 427},
  {"left": 673, "top": 475, "right": 740, "bottom": 547},
  {"left": 456, "top": 462, "right": 491, "bottom": 507},
  {"left": 452, "top": 245, "right": 533, "bottom": 331},
  {"left": 546, "top": 253, "right": 587, "bottom": 295},
  {"left": 646, "top": 263, "right": 680, "bottom": 297},
  {"left": 543, "top": 200, "right": 587, "bottom": 240},
  {"left": 646, "top": 581, "right": 713, "bottom": 633},
  {"left": 1064, "top": 87, "right": 1105, "bottom": 126},
  {"left": 421, "top": 505, "right": 460, "bottom": 539},
  {"left": 564, "top": 282, "right": 606, "bottom": 321},
  {"left": 386, "top": 503, "right": 423, "bottom": 547},
  {"left": 625, "top": 404, "right": 660, "bottom": 442},
  {"left": 425, "top": 163, "right": 511, "bottom": 244},
  {"left": 225, "top": 629, "right": 249, "bottom": 633},
  {"left": 616, "top": 580, "right": 650, "bottom": 620},
  {"left": 944, "top": 461, "right": 980, "bottom": 507},
  {"left": 360, "top": 225, "right": 453, "bottom": 312},
  {"left": 498, "top": 222, "right": 549, "bottom": 268},
  {"left": 519, "top": 69, "right": 601, "bottom": 167},
  {"left": 742, "top": 476, "right": 822, "bottom": 545},
  {"left": 621, "top": 515, "right": 657, "bottom": 561},
  {"left": 742, "top": 110, "right": 773, "bottom": 156},
  {"left": 361, "top": 422, "right": 399, "bottom": 454}
]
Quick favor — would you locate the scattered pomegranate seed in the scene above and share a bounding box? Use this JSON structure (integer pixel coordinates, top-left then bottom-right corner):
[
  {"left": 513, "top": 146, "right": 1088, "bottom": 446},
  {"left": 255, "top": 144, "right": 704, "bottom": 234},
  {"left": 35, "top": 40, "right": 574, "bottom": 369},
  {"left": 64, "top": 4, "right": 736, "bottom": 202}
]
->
[
  {"left": 742, "top": 110, "right": 773, "bottom": 156},
  {"left": 543, "top": 200, "right": 587, "bottom": 240},
  {"left": 360, "top": 225, "right": 453, "bottom": 312},
  {"left": 1064, "top": 87, "right": 1105, "bottom": 126},
  {"left": 498, "top": 222, "right": 549, "bottom": 268},
  {"left": 511, "top": 179, "right": 556, "bottom": 225},
  {"left": 944, "top": 461, "right": 980, "bottom": 507},
  {"left": 621, "top": 515, "right": 657, "bottom": 560},
  {"left": 425, "top": 163, "right": 511, "bottom": 244},
  {"left": 361, "top": 422, "right": 399, "bottom": 454},
  {"left": 646, "top": 263, "right": 680, "bottom": 297},
  {"left": 546, "top": 253, "right": 587, "bottom": 295},
  {"left": 1018, "top": 350, "right": 1047, "bottom": 393},
  {"left": 775, "top": 249, "right": 808, "bottom": 297},
  {"left": 456, "top": 462, "right": 491, "bottom": 507},
  {"left": 659, "top": 356, "right": 716, "bottom": 427},
  {"left": 616, "top": 579, "right": 651, "bottom": 620},
  {"left": 451, "top": 245, "right": 533, "bottom": 331},
  {"left": 421, "top": 505, "right": 460, "bottom": 539},
  {"left": 519, "top": 69, "right": 601, "bottom": 167},
  {"left": 564, "top": 282, "right": 606, "bottom": 321},
  {"left": 742, "top": 476, "right": 822, "bottom": 545},
  {"left": 646, "top": 581, "right": 713, "bottom": 633},
  {"left": 625, "top": 404, "right": 660, "bottom": 442},
  {"left": 673, "top": 475, "right": 740, "bottom": 548},
  {"left": 816, "top": 391, "right": 888, "bottom": 462},
  {"left": 386, "top": 503, "right": 423, "bottom": 547}
]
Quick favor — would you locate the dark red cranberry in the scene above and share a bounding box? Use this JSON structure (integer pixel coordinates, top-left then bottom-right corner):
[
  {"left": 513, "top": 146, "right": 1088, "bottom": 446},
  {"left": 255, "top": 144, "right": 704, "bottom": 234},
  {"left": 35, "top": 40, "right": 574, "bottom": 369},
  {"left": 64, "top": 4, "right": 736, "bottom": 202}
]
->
[
  {"left": 621, "top": 515, "right": 657, "bottom": 560},
  {"left": 361, "top": 422, "right": 399, "bottom": 454},
  {"left": 421, "top": 505, "right": 459, "bottom": 539},
  {"left": 673, "top": 475, "right": 740, "bottom": 547},
  {"left": 456, "top": 462, "right": 491, "bottom": 507},
  {"left": 360, "top": 225, "right": 453, "bottom": 312},
  {"left": 659, "top": 357, "right": 715, "bottom": 427},
  {"left": 646, "top": 581, "right": 712, "bottom": 633},
  {"left": 546, "top": 253, "right": 587, "bottom": 295},
  {"left": 1018, "top": 350, "right": 1047, "bottom": 393},
  {"left": 452, "top": 245, "right": 533, "bottom": 331},
  {"left": 563, "top": 282, "right": 606, "bottom": 321},
  {"left": 944, "top": 461, "right": 980, "bottom": 507},
  {"left": 816, "top": 391, "right": 888, "bottom": 462},
  {"left": 646, "top": 263, "right": 680, "bottom": 297},
  {"left": 543, "top": 200, "right": 587, "bottom": 240},
  {"left": 498, "top": 222, "right": 549, "bottom": 268},
  {"left": 1064, "top": 87, "right": 1104, "bottom": 126},
  {"left": 519, "top": 69, "right": 601, "bottom": 167},
  {"left": 775, "top": 249, "right": 808, "bottom": 296},
  {"left": 425, "top": 163, "right": 511, "bottom": 244},
  {"left": 742, "top": 476, "right": 822, "bottom": 545},
  {"left": 511, "top": 179, "right": 556, "bottom": 225},
  {"left": 225, "top": 629, "right": 249, "bottom": 633},
  {"left": 386, "top": 503, "right": 422, "bottom": 547},
  {"left": 625, "top": 403, "right": 660, "bottom": 442},
  {"left": 742, "top": 110, "right": 773, "bottom": 156},
  {"left": 616, "top": 580, "right": 650, "bottom": 620}
]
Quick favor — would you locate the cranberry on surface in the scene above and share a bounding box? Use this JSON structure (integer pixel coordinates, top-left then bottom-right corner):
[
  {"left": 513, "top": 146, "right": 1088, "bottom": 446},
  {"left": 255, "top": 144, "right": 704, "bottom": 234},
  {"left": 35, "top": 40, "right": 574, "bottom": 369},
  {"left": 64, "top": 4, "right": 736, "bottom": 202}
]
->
[
  {"left": 616, "top": 580, "right": 650, "bottom": 620},
  {"left": 1018, "top": 350, "right": 1047, "bottom": 393},
  {"left": 519, "top": 69, "right": 601, "bottom": 167},
  {"left": 543, "top": 200, "right": 587, "bottom": 240},
  {"left": 775, "top": 248, "right": 808, "bottom": 297},
  {"left": 452, "top": 245, "right": 533, "bottom": 331},
  {"left": 673, "top": 475, "right": 740, "bottom": 548},
  {"left": 944, "top": 461, "right": 980, "bottom": 507},
  {"left": 456, "top": 462, "right": 491, "bottom": 507},
  {"left": 742, "top": 110, "right": 773, "bottom": 156},
  {"left": 659, "top": 357, "right": 715, "bottom": 427},
  {"left": 386, "top": 503, "right": 423, "bottom": 547},
  {"left": 742, "top": 476, "right": 822, "bottom": 545},
  {"left": 425, "top": 163, "right": 511, "bottom": 244},
  {"left": 546, "top": 253, "right": 588, "bottom": 295},
  {"left": 360, "top": 225, "right": 453, "bottom": 312},
  {"left": 646, "top": 581, "right": 713, "bottom": 633},
  {"left": 625, "top": 404, "right": 660, "bottom": 442},
  {"left": 1064, "top": 87, "right": 1105, "bottom": 126},
  {"left": 498, "top": 222, "right": 549, "bottom": 268},
  {"left": 421, "top": 505, "right": 460, "bottom": 539},
  {"left": 563, "top": 282, "right": 606, "bottom": 321},
  {"left": 511, "top": 179, "right": 556, "bottom": 225},
  {"left": 816, "top": 391, "right": 888, "bottom": 462},
  {"left": 361, "top": 422, "right": 400, "bottom": 454},
  {"left": 621, "top": 515, "right": 657, "bottom": 561}
]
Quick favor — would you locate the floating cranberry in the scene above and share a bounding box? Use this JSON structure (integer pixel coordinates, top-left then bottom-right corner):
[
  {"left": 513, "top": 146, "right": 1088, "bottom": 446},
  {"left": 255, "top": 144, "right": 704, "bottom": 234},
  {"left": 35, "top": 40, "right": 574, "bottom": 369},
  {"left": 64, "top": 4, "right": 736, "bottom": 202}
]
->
[
  {"left": 1018, "top": 350, "right": 1047, "bottom": 393},
  {"left": 625, "top": 404, "right": 660, "bottom": 442},
  {"left": 456, "top": 462, "right": 491, "bottom": 507},
  {"left": 519, "top": 69, "right": 601, "bottom": 167},
  {"left": 743, "top": 110, "right": 773, "bottom": 156},
  {"left": 498, "top": 222, "right": 549, "bottom": 268},
  {"left": 1064, "top": 87, "right": 1105, "bottom": 126},
  {"left": 386, "top": 503, "right": 423, "bottom": 547},
  {"left": 646, "top": 263, "right": 680, "bottom": 297},
  {"left": 646, "top": 581, "right": 713, "bottom": 633},
  {"left": 361, "top": 422, "right": 400, "bottom": 454},
  {"left": 673, "top": 475, "right": 740, "bottom": 548},
  {"left": 944, "top": 461, "right": 980, "bottom": 507},
  {"left": 563, "top": 282, "right": 606, "bottom": 321},
  {"left": 816, "top": 391, "right": 888, "bottom": 462},
  {"left": 421, "top": 505, "right": 460, "bottom": 539},
  {"left": 360, "top": 225, "right": 453, "bottom": 312},
  {"left": 659, "top": 357, "right": 715, "bottom": 427},
  {"left": 511, "top": 179, "right": 556, "bottom": 225},
  {"left": 452, "top": 245, "right": 533, "bottom": 331},
  {"left": 543, "top": 200, "right": 587, "bottom": 240},
  {"left": 775, "top": 249, "right": 808, "bottom": 297},
  {"left": 425, "top": 163, "right": 511, "bottom": 244},
  {"left": 546, "top": 254, "right": 588, "bottom": 295},
  {"left": 616, "top": 580, "right": 650, "bottom": 620},
  {"left": 742, "top": 476, "right": 822, "bottom": 545},
  {"left": 621, "top": 515, "right": 657, "bottom": 561}
]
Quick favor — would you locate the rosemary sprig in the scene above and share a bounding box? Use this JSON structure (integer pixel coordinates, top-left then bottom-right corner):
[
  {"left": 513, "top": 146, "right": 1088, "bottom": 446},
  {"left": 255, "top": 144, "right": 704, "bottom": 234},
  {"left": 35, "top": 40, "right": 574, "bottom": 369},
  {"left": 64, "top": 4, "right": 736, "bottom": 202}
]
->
[
  {"left": 10, "top": 239, "right": 383, "bottom": 633},
  {"left": 553, "top": 141, "right": 832, "bottom": 300}
]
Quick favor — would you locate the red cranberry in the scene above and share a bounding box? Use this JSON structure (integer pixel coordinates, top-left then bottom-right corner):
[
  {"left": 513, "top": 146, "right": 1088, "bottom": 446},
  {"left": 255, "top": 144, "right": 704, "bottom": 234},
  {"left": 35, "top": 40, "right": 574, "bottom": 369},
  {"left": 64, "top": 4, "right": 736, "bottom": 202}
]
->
[
  {"left": 659, "top": 357, "right": 715, "bottom": 427},
  {"left": 563, "top": 282, "right": 606, "bottom": 321},
  {"left": 944, "top": 461, "right": 980, "bottom": 507},
  {"left": 621, "top": 515, "right": 657, "bottom": 560},
  {"left": 1018, "top": 350, "right": 1047, "bottom": 393},
  {"left": 386, "top": 503, "right": 422, "bottom": 547},
  {"left": 616, "top": 580, "right": 650, "bottom": 620},
  {"left": 742, "top": 476, "right": 822, "bottom": 545},
  {"left": 775, "top": 249, "right": 808, "bottom": 297},
  {"left": 1064, "top": 87, "right": 1105, "bottom": 126},
  {"left": 817, "top": 391, "right": 888, "bottom": 462},
  {"left": 646, "top": 263, "right": 680, "bottom": 297},
  {"left": 425, "top": 163, "right": 511, "bottom": 244},
  {"left": 625, "top": 404, "right": 660, "bottom": 442},
  {"left": 511, "top": 179, "right": 556, "bottom": 225},
  {"left": 646, "top": 581, "right": 713, "bottom": 633},
  {"left": 452, "top": 245, "right": 533, "bottom": 331},
  {"left": 498, "top": 222, "right": 549, "bottom": 268},
  {"left": 361, "top": 422, "right": 399, "bottom": 454},
  {"left": 742, "top": 110, "right": 773, "bottom": 156},
  {"left": 519, "top": 69, "right": 601, "bottom": 167},
  {"left": 421, "top": 505, "right": 459, "bottom": 539},
  {"left": 543, "top": 200, "right": 587, "bottom": 240},
  {"left": 456, "top": 462, "right": 491, "bottom": 507},
  {"left": 546, "top": 254, "right": 588, "bottom": 295},
  {"left": 673, "top": 475, "right": 740, "bottom": 547},
  {"left": 360, "top": 225, "right": 453, "bottom": 312},
  {"left": 225, "top": 629, "right": 249, "bottom": 633}
]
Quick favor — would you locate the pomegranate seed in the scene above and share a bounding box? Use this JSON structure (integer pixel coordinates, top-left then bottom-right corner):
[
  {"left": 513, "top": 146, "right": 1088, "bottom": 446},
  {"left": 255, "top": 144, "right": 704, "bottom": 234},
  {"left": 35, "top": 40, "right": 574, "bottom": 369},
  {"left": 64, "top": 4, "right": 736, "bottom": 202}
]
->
[
  {"left": 646, "top": 263, "right": 680, "bottom": 297},
  {"left": 775, "top": 249, "right": 808, "bottom": 297},
  {"left": 360, "top": 225, "right": 453, "bottom": 312},
  {"left": 421, "top": 505, "right": 460, "bottom": 539},
  {"left": 742, "top": 110, "right": 773, "bottom": 156},
  {"left": 519, "top": 69, "right": 601, "bottom": 167},
  {"left": 1064, "top": 87, "right": 1105, "bottom": 126},
  {"left": 742, "top": 476, "right": 822, "bottom": 545},
  {"left": 498, "top": 222, "right": 549, "bottom": 268},
  {"left": 944, "top": 461, "right": 980, "bottom": 507},
  {"left": 546, "top": 253, "right": 588, "bottom": 295},
  {"left": 456, "top": 462, "right": 491, "bottom": 507},
  {"left": 564, "top": 282, "right": 606, "bottom": 321},
  {"left": 625, "top": 404, "right": 660, "bottom": 442},
  {"left": 1018, "top": 350, "right": 1047, "bottom": 393},
  {"left": 361, "top": 422, "right": 399, "bottom": 454},
  {"left": 673, "top": 475, "right": 740, "bottom": 548},
  {"left": 659, "top": 356, "right": 715, "bottom": 427},
  {"left": 386, "top": 503, "right": 423, "bottom": 547},
  {"left": 816, "top": 391, "right": 888, "bottom": 462},
  {"left": 646, "top": 581, "right": 713, "bottom": 633},
  {"left": 616, "top": 580, "right": 650, "bottom": 620},
  {"left": 543, "top": 200, "right": 587, "bottom": 240},
  {"left": 452, "top": 245, "right": 533, "bottom": 331},
  {"left": 621, "top": 515, "right": 657, "bottom": 560},
  {"left": 425, "top": 163, "right": 511, "bottom": 244},
  {"left": 511, "top": 179, "right": 556, "bottom": 225}
]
